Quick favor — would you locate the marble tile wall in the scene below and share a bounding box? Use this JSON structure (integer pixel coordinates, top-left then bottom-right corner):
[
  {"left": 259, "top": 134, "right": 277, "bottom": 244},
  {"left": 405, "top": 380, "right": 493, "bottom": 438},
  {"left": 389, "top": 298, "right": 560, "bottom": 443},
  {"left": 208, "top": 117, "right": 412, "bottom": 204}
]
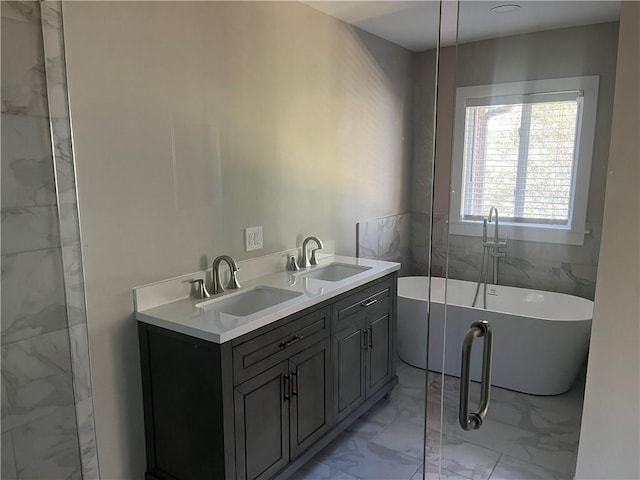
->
[
  {"left": 355, "top": 210, "right": 434, "bottom": 280},
  {"left": 429, "top": 219, "right": 598, "bottom": 300},
  {"left": 1, "top": 1, "right": 97, "bottom": 478},
  {"left": 356, "top": 213, "right": 412, "bottom": 277}
]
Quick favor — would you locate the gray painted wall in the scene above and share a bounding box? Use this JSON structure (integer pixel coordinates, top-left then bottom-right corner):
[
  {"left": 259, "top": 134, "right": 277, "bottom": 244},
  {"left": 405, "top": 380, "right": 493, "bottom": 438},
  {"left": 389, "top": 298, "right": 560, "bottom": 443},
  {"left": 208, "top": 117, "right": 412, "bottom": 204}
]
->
[
  {"left": 61, "top": 2, "right": 415, "bottom": 477},
  {"left": 576, "top": 2, "right": 640, "bottom": 477},
  {"left": 428, "top": 22, "right": 619, "bottom": 299},
  {"left": 1, "top": 2, "right": 82, "bottom": 478}
]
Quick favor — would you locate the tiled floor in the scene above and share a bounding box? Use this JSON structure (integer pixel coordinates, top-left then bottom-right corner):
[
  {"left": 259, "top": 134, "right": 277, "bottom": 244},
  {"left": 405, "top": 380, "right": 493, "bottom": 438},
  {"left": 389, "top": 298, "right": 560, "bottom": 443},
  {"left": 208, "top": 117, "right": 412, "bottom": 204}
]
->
[{"left": 291, "top": 361, "right": 584, "bottom": 480}]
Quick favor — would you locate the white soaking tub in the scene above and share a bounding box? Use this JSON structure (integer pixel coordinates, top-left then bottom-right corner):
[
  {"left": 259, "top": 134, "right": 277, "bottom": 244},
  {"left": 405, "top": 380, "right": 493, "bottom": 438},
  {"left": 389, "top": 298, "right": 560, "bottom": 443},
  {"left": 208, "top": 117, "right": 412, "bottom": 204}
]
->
[{"left": 397, "top": 276, "right": 593, "bottom": 395}]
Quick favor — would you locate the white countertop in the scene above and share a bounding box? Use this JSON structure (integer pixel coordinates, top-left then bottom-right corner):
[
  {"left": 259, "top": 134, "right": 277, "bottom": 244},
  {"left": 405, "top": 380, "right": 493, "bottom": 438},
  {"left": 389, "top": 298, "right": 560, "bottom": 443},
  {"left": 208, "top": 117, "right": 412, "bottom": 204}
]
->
[{"left": 135, "top": 255, "right": 400, "bottom": 343}]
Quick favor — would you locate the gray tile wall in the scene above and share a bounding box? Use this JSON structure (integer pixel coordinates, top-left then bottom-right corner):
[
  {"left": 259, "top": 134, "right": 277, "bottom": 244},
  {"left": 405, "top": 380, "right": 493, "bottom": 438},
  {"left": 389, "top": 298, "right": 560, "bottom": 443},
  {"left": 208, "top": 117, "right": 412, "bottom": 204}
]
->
[{"left": 1, "top": 2, "right": 97, "bottom": 478}]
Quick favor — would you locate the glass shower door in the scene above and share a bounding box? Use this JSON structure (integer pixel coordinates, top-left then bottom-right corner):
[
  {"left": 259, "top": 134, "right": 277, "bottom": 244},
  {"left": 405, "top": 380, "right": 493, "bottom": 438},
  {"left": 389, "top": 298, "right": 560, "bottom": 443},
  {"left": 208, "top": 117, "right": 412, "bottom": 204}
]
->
[{"left": 429, "top": 1, "right": 620, "bottom": 478}]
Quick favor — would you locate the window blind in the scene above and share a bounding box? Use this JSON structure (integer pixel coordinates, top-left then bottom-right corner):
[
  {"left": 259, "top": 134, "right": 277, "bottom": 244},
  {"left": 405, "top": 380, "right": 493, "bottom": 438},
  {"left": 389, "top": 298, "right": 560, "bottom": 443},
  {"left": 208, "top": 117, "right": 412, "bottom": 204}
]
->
[{"left": 462, "top": 96, "right": 582, "bottom": 225}]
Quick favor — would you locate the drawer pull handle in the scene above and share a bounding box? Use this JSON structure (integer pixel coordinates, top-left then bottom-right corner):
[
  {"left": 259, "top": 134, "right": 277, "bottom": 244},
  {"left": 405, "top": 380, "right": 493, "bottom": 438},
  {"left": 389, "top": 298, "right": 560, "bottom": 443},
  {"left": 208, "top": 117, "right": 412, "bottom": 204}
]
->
[
  {"left": 280, "top": 335, "right": 304, "bottom": 349},
  {"left": 360, "top": 298, "right": 378, "bottom": 308}
]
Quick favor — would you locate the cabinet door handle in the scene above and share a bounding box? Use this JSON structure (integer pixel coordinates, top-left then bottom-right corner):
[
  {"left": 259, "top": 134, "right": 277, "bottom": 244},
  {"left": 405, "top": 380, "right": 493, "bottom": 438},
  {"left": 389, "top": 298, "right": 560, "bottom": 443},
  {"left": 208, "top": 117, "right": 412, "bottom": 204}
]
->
[
  {"left": 283, "top": 374, "right": 290, "bottom": 401},
  {"left": 362, "top": 329, "right": 369, "bottom": 350},
  {"left": 291, "top": 371, "right": 298, "bottom": 397},
  {"left": 360, "top": 298, "right": 378, "bottom": 308},
  {"left": 368, "top": 327, "right": 373, "bottom": 349},
  {"left": 280, "top": 334, "right": 304, "bottom": 349}
]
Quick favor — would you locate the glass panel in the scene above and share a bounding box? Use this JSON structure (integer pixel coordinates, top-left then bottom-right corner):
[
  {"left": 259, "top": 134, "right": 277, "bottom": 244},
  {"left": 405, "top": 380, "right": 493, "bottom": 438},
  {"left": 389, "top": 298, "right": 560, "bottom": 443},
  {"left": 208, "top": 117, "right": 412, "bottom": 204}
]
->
[{"left": 433, "top": 1, "right": 620, "bottom": 479}]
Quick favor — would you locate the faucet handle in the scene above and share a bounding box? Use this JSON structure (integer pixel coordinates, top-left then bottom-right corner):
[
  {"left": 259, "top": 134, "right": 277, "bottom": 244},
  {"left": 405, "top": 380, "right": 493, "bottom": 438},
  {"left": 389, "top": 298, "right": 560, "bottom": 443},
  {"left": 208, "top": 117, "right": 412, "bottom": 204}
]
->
[
  {"left": 188, "top": 279, "right": 210, "bottom": 299},
  {"left": 287, "top": 255, "right": 300, "bottom": 271},
  {"left": 310, "top": 248, "right": 321, "bottom": 266}
]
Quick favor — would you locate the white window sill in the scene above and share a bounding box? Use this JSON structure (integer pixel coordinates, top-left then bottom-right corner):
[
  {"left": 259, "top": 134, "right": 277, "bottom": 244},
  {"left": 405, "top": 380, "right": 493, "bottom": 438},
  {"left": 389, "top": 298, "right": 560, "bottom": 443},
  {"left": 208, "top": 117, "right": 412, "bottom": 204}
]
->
[{"left": 448, "top": 220, "right": 587, "bottom": 246}]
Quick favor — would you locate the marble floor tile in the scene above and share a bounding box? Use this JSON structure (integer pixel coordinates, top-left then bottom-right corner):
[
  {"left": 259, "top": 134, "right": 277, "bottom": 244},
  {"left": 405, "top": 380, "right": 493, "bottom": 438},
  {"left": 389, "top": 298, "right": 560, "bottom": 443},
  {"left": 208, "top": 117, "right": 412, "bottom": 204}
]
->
[
  {"left": 369, "top": 419, "right": 500, "bottom": 480},
  {"left": 397, "top": 361, "right": 430, "bottom": 390},
  {"left": 360, "top": 387, "right": 425, "bottom": 428},
  {"left": 439, "top": 372, "right": 584, "bottom": 435},
  {"left": 311, "top": 362, "right": 583, "bottom": 480},
  {"left": 290, "top": 459, "right": 360, "bottom": 480},
  {"left": 315, "top": 430, "right": 422, "bottom": 480},
  {"left": 489, "top": 454, "right": 572, "bottom": 480},
  {"left": 444, "top": 416, "right": 578, "bottom": 474},
  {"left": 345, "top": 416, "right": 386, "bottom": 440},
  {"left": 413, "top": 462, "right": 470, "bottom": 480},
  {"left": 369, "top": 419, "right": 425, "bottom": 460},
  {"left": 434, "top": 433, "right": 500, "bottom": 480}
]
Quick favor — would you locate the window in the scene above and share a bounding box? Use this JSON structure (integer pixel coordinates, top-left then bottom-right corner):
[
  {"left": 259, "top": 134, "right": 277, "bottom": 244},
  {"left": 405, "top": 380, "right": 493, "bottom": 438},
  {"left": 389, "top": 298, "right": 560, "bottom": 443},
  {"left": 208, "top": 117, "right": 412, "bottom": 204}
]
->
[{"left": 450, "top": 76, "right": 599, "bottom": 245}]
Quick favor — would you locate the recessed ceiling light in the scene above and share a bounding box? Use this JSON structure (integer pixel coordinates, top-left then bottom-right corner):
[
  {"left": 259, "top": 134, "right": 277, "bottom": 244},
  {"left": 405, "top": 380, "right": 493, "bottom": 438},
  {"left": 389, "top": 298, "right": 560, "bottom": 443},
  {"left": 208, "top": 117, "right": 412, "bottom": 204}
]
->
[{"left": 490, "top": 4, "right": 522, "bottom": 14}]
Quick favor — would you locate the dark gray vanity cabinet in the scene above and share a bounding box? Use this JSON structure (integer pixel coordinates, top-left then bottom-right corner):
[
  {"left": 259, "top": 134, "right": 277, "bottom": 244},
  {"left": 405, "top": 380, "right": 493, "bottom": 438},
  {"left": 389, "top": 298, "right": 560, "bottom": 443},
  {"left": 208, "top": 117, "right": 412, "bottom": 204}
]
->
[
  {"left": 332, "top": 277, "right": 395, "bottom": 422},
  {"left": 234, "top": 336, "right": 331, "bottom": 480},
  {"left": 234, "top": 361, "right": 291, "bottom": 480},
  {"left": 139, "top": 272, "right": 397, "bottom": 480},
  {"left": 332, "top": 316, "right": 367, "bottom": 422},
  {"left": 289, "top": 337, "right": 332, "bottom": 457}
]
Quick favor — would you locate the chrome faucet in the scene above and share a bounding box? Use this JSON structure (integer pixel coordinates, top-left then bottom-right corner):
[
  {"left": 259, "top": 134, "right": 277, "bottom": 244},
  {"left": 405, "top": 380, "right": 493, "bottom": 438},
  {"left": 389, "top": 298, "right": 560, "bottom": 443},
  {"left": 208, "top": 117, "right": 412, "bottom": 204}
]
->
[
  {"left": 484, "top": 207, "right": 507, "bottom": 284},
  {"left": 485, "top": 207, "right": 506, "bottom": 284},
  {"left": 488, "top": 206, "right": 499, "bottom": 247},
  {"left": 300, "top": 236, "right": 323, "bottom": 268},
  {"left": 473, "top": 206, "right": 507, "bottom": 308},
  {"left": 211, "top": 255, "right": 241, "bottom": 294}
]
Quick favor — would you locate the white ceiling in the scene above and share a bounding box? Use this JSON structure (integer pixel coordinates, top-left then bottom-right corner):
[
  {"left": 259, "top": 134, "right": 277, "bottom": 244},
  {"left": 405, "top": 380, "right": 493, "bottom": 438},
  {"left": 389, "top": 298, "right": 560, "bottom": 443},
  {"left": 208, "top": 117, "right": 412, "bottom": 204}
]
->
[{"left": 304, "top": 1, "right": 620, "bottom": 52}]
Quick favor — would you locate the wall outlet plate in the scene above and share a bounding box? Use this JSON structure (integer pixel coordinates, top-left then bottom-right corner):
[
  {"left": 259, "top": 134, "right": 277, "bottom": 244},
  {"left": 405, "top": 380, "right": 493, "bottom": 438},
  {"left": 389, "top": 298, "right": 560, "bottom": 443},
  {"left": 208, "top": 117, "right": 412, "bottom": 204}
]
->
[{"left": 245, "top": 226, "right": 263, "bottom": 251}]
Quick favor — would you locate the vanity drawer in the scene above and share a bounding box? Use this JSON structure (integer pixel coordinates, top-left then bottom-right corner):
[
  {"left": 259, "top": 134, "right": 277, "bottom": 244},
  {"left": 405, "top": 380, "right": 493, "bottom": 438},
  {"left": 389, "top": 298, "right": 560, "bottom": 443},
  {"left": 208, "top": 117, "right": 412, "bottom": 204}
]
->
[
  {"left": 332, "top": 277, "right": 393, "bottom": 327},
  {"left": 232, "top": 306, "right": 330, "bottom": 385}
]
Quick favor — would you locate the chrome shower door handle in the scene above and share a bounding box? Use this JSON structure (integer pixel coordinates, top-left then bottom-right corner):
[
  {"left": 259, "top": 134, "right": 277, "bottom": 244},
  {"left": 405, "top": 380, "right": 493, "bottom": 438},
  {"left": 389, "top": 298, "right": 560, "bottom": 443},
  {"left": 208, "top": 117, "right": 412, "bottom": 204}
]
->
[{"left": 459, "top": 320, "right": 493, "bottom": 431}]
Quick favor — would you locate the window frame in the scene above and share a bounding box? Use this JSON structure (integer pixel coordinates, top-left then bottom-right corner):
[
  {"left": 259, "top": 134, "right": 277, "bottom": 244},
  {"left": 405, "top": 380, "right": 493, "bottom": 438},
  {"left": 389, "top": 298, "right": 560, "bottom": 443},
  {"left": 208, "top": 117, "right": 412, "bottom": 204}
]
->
[{"left": 449, "top": 76, "right": 599, "bottom": 246}]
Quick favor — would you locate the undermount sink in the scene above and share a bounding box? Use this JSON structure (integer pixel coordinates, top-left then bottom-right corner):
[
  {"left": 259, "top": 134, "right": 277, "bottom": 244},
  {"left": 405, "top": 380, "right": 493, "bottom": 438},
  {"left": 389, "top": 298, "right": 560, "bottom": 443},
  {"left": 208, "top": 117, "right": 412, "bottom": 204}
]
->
[
  {"left": 299, "top": 263, "right": 372, "bottom": 282},
  {"left": 196, "top": 287, "right": 302, "bottom": 317}
]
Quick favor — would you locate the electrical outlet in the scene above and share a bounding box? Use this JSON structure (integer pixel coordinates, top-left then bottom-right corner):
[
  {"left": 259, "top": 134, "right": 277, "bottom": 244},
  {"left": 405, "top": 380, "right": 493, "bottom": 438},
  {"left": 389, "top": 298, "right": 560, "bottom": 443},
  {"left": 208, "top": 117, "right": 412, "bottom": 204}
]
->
[{"left": 245, "top": 226, "right": 263, "bottom": 251}]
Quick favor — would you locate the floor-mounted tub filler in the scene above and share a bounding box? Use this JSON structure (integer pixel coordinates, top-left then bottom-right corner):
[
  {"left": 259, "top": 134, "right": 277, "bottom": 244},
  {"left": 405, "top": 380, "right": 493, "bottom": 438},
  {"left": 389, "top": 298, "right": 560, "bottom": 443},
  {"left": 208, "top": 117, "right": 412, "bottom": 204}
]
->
[{"left": 397, "top": 276, "right": 593, "bottom": 395}]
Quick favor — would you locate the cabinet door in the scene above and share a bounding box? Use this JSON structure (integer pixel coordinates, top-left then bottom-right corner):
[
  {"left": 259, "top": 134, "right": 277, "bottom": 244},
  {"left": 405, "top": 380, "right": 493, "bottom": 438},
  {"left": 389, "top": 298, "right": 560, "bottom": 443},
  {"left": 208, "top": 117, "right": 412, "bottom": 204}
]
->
[
  {"left": 333, "top": 314, "right": 367, "bottom": 423},
  {"left": 366, "top": 311, "right": 393, "bottom": 398},
  {"left": 234, "top": 361, "right": 290, "bottom": 480},
  {"left": 289, "top": 337, "right": 332, "bottom": 458}
]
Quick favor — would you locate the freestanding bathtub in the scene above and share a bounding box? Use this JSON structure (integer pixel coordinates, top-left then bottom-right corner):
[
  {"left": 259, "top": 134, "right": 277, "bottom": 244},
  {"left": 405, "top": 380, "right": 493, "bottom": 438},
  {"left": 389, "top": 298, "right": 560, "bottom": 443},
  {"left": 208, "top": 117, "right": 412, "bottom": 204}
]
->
[{"left": 397, "top": 276, "right": 593, "bottom": 395}]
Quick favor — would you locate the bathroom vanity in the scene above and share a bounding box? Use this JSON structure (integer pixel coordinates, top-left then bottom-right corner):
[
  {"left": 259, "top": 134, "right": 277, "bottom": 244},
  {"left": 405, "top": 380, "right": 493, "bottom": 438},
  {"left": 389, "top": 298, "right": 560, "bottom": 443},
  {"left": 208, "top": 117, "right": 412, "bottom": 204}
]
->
[{"left": 135, "top": 256, "right": 399, "bottom": 480}]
